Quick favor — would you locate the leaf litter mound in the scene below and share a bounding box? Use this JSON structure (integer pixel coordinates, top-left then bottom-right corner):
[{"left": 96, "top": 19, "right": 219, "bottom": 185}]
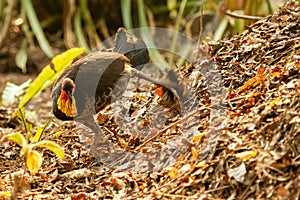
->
[{"left": 1, "top": 1, "right": 300, "bottom": 199}]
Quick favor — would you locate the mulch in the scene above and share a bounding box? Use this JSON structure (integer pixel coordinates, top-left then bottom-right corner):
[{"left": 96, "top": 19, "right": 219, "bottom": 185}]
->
[{"left": 0, "top": 1, "right": 299, "bottom": 199}]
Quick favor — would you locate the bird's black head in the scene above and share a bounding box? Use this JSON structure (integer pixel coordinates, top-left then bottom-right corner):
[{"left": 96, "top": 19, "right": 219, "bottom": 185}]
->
[{"left": 56, "top": 78, "right": 78, "bottom": 118}]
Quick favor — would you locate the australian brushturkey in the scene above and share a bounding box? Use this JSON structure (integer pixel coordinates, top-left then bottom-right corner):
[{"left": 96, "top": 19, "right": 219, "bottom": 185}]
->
[
  {"left": 52, "top": 28, "right": 152, "bottom": 133},
  {"left": 51, "top": 28, "right": 183, "bottom": 165}
]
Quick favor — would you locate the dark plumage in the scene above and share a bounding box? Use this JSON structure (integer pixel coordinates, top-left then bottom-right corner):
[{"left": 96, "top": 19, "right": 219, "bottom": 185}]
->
[
  {"left": 114, "top": 28, "right": 149, "bottom": 67},
  {"left": 52, "top": 28, "right": 154, "bottom": 142},
  {"left": 52, "top": 52, "right": 130, "bottom": 122},
  {"left": 51, "top": 29, "right": 181, "bottom": 160}
]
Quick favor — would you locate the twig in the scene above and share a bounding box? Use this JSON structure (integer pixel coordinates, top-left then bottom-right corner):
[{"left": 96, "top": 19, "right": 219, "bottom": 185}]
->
[
  {"left": 204, "top": 185, "right": 231, "bottom": 194},
  {"left": 103, "top": 126, "right": 123, "bottom": 148},
  {"left": 0, "top": 0, "right": 17, "bottom": 48},
  {"left": 158, "top": 192, "right": 196, "bottom": 199},
  {"left": 225, "top": 10, "right": 263, "bottom": 21},
  {"left": 135, "top": 109, "right": 199, "bottom": 151}
]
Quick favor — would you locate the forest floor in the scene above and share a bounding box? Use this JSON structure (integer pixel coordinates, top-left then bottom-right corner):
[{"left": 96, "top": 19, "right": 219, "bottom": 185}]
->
[{"left": 0, "top": 1, "right": 299, "bottom": 200}]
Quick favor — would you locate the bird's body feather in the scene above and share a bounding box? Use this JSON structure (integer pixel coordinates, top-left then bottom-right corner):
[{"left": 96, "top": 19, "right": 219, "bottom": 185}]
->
[{"left": 52, "top": 52, "right": 130, "bottom": 121}]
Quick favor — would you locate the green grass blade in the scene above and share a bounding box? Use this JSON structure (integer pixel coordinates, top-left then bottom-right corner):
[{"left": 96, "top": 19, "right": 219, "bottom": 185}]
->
[
  {"left": 15, "top": 38, "right": 28, "bottom": 73},
  {"left": 137, "top": 0, "right": 167, "bottom": 67},
  {"left": 234, "top": 11, "right": 244, "bottom": 34},
  {"left": 213, "top": 18, "right": 228, "bottom": 41},
  {"left": 79, "top": 0, "right": 101, "bottom": 45},
  {"left": 17, "top": 107, "right": 32, "bottom": 133},
  {"left": 121, "top": 0, "right": 133, "bottom": 30},
  {"left": 168, "top": 0, "right": 187, "bottom": 68},
  {"left": 74, "top": 9, "right": 90, "bottom": 53},
  {"left": 0, "top": 0, "right": 3, "bottom": 16},
  {"left": 32, "top": 118, "right": 53, "bottom": 143},
  {"left": 23, "top": 0, "right": 54, "bottom": 58}
]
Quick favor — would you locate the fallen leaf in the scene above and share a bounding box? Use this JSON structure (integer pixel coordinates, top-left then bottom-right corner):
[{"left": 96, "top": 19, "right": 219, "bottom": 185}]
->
[
  {"left": 228, "top": 162, "right": 247, "bottom": 183},
  {"left": 235, "top": 151, "right": 257, "bottom": 161}
]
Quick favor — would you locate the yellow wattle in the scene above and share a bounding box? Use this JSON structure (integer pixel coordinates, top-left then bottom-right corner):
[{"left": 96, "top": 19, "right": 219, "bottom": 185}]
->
[{"left": 57, "top": 95, "right": 77, "bottom": 117}]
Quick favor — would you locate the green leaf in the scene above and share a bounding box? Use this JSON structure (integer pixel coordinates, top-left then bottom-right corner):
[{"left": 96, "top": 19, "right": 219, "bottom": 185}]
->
[
  {"left": 2, "top": 132, "right": 27, "bottom": 147},
  {"left": 1, "top": 79, "right": 31, "bottom": 106},
  {"left": 168, "top": 0, "right": 187, "bottom": 67},
  {"left": 32, "top": 118, "right": 52, "bottom": 143},
  {"left": 214, "top": 18, "right": 228, "bottom": 41},
  {"left": 79, "top": 0, "right": 101, "bottom": 46},
  {"left": 15, "top": 38, "right": 28, "bottom": 73},
  {"left": 121, "top": 0, "right": 133, "bottom": 30},
  {"left": 233, "top": 11, "right": 244, "bottom": 34},
  {"left": 26, "top": 149, "right": 42, "bottom": 175},
  {"left": 17, "top": 107, "right": 32, "bottom": 133},
  {"left": 23, "top": 0, "right": 54, "bottom": 58},
  {"left": 74, "top": 9, "right": 90, "bottom": 53},
  {"left": 34, "top": 140, "right": 64, "bottom": 160},
  {"left": 137, "top": 0, "right": 167, "bottom": 67},
  {"left": 18, "top": 47, "right": 84, "bottom": 108}
]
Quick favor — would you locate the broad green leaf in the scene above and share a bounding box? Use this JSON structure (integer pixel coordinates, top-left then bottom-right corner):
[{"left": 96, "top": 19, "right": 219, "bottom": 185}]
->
[
  {"left": 26, "top": 149, "right": 42, "bottom": 175},
  {"left": 32, "top": 118, "right": 52, "bottom": 143},
  {"left": 2, "top": 132, "right": 27, "bottom": 147},
  {"left": 34, "top": 140, "right": 64, "bottom": 160},
  {"left": 17, "top": 107, "right": 32, "bottom": 133},
  {"left": 18, "top": 48, "right": 84, "bottom": 108},
  {"left": 1, "top": 80, "right": 31, "bottom": 106}
]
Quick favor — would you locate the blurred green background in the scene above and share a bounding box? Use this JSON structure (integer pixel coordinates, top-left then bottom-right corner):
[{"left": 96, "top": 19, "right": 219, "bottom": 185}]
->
[{"left": 0, "top": 0, "right": 288, "bottom": 73}]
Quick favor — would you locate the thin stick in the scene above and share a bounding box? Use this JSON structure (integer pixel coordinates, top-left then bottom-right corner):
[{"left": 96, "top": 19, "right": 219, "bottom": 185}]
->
[
  {"left": 225, "top": 10, "right": 262, "bottom": 21},
  {"left": 0, "top": 0, "right": 17, "bottom": 48},
  {"left": 135, "top": 109, "right": 199, "bottom": 151}
]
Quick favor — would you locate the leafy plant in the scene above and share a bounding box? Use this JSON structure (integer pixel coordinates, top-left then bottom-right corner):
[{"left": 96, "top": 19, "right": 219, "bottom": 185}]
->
[
  {"left": 18, "top": 47, "right": 84, "bottom": 108},
  {"left": 1, "top": 48, "right": 82, "bottom": 176},
  {"left": 0, "top": 47, "right": 84, "bottom": 108},
  {"left": 2, "top": 108, "right": 64, "bottom": 175}
]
